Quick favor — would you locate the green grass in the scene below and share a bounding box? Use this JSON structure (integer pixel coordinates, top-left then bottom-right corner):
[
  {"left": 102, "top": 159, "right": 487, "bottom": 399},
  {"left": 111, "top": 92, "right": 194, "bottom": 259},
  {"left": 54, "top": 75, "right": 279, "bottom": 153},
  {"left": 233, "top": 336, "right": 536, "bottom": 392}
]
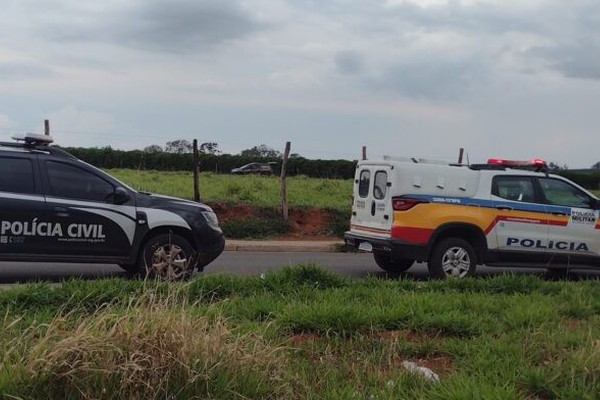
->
[
  {"left": 109, "top": 169, "right": 600, "bottom": 208},
  {"left": 109, "top": 169, "right": 353, "bottom": 209},
  {"left": 1, "top": 266, "right": 599, "bottom": 399}
]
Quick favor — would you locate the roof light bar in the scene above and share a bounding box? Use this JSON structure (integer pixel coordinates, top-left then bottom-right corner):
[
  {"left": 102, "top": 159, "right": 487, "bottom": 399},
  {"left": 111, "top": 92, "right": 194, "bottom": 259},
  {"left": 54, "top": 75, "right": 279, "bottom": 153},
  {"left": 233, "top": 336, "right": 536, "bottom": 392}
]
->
[{"left": 487, "top": 158, "right": 546, "bottom": 168}]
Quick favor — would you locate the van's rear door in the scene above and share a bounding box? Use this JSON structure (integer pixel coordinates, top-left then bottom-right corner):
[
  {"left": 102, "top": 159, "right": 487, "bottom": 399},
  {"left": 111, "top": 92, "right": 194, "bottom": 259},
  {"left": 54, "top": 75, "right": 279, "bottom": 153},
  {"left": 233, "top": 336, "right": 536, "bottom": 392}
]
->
[{"left": 350, "top": 165, "right": 393, "bottom": 244}]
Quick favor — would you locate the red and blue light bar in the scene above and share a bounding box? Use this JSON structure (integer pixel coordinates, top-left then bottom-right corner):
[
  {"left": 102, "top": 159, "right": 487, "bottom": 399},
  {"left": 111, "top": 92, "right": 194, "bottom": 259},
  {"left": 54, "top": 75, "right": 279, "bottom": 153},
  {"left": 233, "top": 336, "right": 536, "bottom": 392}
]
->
[{"left": 487, "top": 158, "right": 546, "bottom": 168}]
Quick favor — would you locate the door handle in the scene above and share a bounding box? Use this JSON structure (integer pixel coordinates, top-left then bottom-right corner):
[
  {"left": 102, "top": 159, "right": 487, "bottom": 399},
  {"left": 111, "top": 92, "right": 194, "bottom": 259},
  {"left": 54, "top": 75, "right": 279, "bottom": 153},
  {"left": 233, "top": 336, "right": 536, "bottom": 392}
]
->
[
  {"left": 495, "top": 205, "right": 513, "bottom": 211},
  {"left": 53, "top": 206, "right": 70, "bottom": 218}
]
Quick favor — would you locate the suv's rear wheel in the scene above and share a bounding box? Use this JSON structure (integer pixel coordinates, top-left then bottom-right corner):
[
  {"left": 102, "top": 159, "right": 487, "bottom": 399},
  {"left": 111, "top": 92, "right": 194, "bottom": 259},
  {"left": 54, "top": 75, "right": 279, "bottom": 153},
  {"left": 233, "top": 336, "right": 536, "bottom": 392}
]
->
[
  {"left": 140, "top": 233, "right": 196, "bottom": 280},
  {"left": 373, "top": 252, "right": 414, "bottom": 273},
  {"left": 428, "top": 238, "right": 476, "bottom": 279}
]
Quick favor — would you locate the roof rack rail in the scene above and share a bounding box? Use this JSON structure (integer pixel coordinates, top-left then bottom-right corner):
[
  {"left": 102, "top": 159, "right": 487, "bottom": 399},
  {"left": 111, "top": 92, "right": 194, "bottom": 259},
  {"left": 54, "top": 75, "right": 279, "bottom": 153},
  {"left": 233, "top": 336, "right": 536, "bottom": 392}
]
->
[
  {"left": 382, "top": 155, "right": 450, "bottom": 165},
  {"left": 469, "top": 164, "right": 506, "bottom": 171}
]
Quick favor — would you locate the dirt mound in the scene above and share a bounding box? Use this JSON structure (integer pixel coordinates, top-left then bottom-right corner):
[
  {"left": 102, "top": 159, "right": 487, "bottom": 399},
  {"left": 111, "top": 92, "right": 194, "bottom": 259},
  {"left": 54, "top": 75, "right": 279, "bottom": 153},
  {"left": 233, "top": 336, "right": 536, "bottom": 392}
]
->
[
  {"left": 209, "top": 202, "right": 340, "bottom": 237},
  {"left": 288, "top": 208, "right": 329, "bottom": 236}
]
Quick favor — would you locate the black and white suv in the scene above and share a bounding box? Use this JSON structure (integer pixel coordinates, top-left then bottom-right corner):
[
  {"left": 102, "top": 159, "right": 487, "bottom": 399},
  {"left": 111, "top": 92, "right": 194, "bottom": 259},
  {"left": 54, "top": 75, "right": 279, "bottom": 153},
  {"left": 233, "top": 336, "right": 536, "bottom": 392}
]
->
[{"left": 0, "top": 133, "right": 225, "bottom": 279}]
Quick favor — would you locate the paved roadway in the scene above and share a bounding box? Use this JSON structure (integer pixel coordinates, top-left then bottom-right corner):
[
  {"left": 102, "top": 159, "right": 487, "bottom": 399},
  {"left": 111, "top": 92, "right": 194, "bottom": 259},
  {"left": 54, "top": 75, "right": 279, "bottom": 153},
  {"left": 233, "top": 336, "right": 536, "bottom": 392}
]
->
[{"left": 0, "top": 251, "right": 599, "bottom": 284}]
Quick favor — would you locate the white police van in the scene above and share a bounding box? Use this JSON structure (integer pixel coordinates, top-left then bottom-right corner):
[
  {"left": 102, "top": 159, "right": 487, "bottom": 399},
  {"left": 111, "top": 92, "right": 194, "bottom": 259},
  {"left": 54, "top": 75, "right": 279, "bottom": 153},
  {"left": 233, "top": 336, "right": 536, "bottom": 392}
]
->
[
  {"left": 0, "top": 133, "right": 225, "bottom": 279},
  {"left": 345, "top": 156, "right": 600, "bottom": 278}
]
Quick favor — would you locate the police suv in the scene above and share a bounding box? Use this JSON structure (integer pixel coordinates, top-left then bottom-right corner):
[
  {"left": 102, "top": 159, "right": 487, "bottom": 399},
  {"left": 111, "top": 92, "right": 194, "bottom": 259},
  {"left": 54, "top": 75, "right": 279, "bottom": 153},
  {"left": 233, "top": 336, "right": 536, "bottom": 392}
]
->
[
  {"left": 344, "top": 156, "right": 600, "bottom": 278},
  {"left": 0, "top": 133, "right": 225, "bottom": 279}
]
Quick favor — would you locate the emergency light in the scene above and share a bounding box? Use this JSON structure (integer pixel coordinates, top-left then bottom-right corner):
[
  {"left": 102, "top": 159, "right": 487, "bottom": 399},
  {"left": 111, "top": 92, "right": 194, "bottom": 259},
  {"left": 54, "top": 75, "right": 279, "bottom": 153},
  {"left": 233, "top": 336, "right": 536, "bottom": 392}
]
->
[{"left": 487, "top": 158, "right": 546, "bottom": 168}]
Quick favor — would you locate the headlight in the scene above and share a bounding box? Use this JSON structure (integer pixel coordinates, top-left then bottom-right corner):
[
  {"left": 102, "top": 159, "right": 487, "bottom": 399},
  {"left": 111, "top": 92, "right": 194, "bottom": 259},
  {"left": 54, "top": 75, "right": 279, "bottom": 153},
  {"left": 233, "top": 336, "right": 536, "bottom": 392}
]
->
[{"left": 201, "top": 210, "right": 222, "bottom": 233}]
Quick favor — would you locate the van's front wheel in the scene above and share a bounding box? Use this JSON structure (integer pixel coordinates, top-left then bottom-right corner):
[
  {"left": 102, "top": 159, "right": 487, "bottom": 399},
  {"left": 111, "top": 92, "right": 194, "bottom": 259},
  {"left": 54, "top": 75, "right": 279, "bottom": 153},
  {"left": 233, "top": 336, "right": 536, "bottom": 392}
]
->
[
  {"left": 428, "top": 238, "right": 476, "bottom": 279},
  {"left": 373, "top": 252, "right": 414, "bottom": 273}
]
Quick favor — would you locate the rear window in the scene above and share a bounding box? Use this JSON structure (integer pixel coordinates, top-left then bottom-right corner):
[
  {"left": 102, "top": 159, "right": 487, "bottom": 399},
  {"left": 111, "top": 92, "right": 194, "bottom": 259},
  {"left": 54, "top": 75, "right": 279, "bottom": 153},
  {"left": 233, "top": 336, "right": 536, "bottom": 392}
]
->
[
  {"left": 493, "top": 176, "right": 535, "bottom": 203},
  {"left": 358, "top": 170, "right": 370, "bottom": 198},
  {"left": 374, "top": 171, "right": 387, "bottom": 199},
  {"left": 0, "top": 157, "right": 35, "bottom": 194}
]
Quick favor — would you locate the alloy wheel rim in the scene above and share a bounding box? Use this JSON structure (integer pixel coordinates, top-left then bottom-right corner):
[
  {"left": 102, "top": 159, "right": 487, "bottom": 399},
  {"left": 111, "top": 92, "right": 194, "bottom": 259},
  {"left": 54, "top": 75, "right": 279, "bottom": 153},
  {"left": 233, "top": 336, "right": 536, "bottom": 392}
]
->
[
  {"left": 441, "top": 246, "right": 471, "bottom": 277},
  {"left": 151, "top": 244, "right": 188, "bottom": 279}
]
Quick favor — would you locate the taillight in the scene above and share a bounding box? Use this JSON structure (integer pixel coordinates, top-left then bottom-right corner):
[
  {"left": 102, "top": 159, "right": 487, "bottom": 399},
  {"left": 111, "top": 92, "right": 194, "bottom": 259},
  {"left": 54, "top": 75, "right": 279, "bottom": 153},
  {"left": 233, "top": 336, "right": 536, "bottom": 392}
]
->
[{"left": 392, "top": 197, "right": 429, "bottom": 211}]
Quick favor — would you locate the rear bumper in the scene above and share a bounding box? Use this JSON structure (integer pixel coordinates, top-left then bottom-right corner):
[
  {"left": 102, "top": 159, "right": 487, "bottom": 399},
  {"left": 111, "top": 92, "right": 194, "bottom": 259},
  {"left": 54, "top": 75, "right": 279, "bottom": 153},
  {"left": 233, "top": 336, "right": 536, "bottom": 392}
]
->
[{"left": 344, "top": 232, "right": 430, "bottom": 262}]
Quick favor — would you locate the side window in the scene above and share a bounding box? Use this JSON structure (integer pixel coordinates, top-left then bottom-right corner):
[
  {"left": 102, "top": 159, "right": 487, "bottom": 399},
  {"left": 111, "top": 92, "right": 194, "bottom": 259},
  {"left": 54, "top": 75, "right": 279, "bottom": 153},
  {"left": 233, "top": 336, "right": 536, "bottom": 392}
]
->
[
  {"left": 493, "top": 176, "right": 536, "bottom": 203},
  {"left": 358, "top": 170, "right": 370, "bottom": 198},
  {"left": 538, "top": 178, "right": 592, "bottom": 208},
  {"left": 373, "top": 171, "right": 387, "bottom": 200},
  {"left": 46, "top": 161, "right": 115, "bottom": 202},
  {"left": 0, "top": 157, "right": 35, "bottom": 194}
]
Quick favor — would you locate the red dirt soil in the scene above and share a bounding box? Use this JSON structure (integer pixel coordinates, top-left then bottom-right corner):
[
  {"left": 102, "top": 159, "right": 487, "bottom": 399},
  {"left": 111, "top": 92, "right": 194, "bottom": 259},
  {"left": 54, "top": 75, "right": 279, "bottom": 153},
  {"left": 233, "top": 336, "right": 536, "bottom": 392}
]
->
[{"left": 210, "top": 202, "right": 335, "bottom": 237}]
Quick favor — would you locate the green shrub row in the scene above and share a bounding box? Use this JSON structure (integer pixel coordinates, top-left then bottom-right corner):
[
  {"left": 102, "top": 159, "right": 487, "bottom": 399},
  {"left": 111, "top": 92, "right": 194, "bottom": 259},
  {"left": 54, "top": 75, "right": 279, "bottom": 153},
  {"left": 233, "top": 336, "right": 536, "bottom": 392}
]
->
[
  {"left": 557, "top": 170, "right": 600, "bottom": 190},
  {"left": 62, "top": 147, "right": 600, "bottom": 188},
  {"left": 63, "top": 147, "right": 358, "bottom": 179}
]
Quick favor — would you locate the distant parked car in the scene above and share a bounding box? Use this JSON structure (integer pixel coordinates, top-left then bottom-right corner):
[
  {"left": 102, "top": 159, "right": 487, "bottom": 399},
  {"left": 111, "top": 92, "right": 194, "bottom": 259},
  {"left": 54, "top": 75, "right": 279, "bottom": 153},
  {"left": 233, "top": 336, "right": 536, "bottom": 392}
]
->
[{"left": 231, "top": 162, "right": 276, "bottom": 175}]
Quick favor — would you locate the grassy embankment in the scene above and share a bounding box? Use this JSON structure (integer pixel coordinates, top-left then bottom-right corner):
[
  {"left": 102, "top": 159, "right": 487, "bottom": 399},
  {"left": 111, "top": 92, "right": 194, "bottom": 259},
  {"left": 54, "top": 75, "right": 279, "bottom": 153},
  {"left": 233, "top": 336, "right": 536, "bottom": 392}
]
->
[
  {"left": 109, "top": 169, "right": 353, "bottom": 209},
  {"left": 109, "top": 169, "right": 353, "bottom": 238},
  {"left": 109, "top": 169, "right": 600, "bottom": 206},
  {"left": 1, "top": 266, "right": 598, "bottom": 399}
]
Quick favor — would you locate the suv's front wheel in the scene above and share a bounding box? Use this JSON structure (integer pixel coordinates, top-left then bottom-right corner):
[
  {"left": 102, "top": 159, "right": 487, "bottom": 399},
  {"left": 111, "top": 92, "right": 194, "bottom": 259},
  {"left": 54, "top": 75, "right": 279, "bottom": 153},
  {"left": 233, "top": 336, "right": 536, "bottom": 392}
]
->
[
  {"left": 428, "top": 238, "right": 476, "bottom": 279},
  {"left": 140, "top": 233, "right": 197, "bottom": 280},
  {"left": 373, "top": 252, "right": 414, "bottom": 273}
]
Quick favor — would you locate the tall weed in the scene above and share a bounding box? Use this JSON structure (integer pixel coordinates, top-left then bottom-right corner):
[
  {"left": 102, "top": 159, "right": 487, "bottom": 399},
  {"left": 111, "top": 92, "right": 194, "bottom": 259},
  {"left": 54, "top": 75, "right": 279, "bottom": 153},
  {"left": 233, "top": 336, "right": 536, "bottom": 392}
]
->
[{"left": 3, "top": 292, "right": 287, "bottom": 399}]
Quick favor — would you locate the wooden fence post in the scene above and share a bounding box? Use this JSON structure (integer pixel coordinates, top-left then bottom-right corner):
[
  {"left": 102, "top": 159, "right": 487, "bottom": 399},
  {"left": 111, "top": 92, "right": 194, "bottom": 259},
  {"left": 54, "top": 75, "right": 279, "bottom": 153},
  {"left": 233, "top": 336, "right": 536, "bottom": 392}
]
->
[
  {"left": 193, "top": 139, "right": 200, "bottom": 202},
  {"left": 280, "top": 141, "right": 291, "bottom": 220}
]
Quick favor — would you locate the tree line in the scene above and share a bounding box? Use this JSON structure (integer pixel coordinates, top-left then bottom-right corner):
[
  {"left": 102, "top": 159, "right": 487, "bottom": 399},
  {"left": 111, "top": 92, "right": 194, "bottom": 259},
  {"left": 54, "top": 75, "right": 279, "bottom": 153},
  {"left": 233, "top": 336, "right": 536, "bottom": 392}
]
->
[
  {"left": 60, "top": 142, "right": 600, "bottom": 188},
  {"left": 63, "top": 145, "right": 358, "bottom": 180}
]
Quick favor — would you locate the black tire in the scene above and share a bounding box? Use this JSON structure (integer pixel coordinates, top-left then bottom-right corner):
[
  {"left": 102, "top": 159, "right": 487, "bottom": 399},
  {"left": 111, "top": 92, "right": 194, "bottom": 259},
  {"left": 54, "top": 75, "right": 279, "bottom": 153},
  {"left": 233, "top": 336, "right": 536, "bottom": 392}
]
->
[
  {"left": 428, "top": 238, "right": 476, "bottom": 279},
  {"left": 139, "top": 233, "right": 197, "bottom": 280},
  {"left": 373, "top": 252, "right": 414, "bottom": 273}
]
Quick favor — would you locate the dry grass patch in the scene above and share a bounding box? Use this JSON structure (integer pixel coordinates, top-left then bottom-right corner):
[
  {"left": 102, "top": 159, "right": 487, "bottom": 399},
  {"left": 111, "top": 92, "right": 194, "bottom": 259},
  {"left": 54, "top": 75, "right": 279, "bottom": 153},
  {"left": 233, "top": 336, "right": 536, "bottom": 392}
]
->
[{"left": 4, "top": 295, "right": 287, "bottom": 400}]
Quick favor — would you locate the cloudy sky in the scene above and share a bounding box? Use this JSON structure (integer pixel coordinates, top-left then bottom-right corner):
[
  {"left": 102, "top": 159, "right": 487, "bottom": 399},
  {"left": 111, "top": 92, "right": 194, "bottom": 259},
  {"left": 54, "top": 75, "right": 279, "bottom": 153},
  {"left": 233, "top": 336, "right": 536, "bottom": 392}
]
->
[{"left": 1, "top": 0, "right": 599, "bottom": 166}]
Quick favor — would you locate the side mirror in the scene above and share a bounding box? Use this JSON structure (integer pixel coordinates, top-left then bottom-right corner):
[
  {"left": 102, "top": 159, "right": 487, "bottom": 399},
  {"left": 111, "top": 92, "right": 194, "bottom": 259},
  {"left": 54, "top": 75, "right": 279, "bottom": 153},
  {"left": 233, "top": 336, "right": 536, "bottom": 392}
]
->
[{"left": 114, "top": 187, "right": 131, "bottom": 205}]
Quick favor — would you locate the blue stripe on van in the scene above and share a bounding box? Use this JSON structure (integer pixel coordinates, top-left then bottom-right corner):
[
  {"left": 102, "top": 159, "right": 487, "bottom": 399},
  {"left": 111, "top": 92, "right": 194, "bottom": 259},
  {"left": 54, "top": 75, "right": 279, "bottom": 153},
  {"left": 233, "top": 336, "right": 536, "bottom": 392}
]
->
[{"left": 403, "top": 194, "right": 572, "bottom": 215}]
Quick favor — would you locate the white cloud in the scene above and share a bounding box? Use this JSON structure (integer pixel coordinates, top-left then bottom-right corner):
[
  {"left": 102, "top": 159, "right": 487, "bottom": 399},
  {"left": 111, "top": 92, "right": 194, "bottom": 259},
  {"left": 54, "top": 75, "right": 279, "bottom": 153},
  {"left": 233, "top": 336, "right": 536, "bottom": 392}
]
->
[{"left": 0, "top": 0, "right": 599, "bottom": 166}]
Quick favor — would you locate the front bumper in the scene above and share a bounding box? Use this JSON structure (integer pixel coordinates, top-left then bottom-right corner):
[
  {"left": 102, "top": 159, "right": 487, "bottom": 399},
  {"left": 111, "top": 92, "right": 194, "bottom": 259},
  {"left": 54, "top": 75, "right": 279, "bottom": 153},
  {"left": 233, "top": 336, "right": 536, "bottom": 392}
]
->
[
  {"left": 194, "top": 233, "right": 225, "bottom": 270},
  {"left": 344, "top": 232, "right": 430, "bottom": 262}
]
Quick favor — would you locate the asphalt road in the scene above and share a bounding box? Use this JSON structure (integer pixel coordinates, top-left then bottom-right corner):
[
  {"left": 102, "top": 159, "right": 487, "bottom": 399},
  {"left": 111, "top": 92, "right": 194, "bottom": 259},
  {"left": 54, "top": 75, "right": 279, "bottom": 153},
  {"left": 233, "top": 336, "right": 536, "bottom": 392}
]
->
[{"left": 1, "top": 251, "right": 599, "bottom": 285}]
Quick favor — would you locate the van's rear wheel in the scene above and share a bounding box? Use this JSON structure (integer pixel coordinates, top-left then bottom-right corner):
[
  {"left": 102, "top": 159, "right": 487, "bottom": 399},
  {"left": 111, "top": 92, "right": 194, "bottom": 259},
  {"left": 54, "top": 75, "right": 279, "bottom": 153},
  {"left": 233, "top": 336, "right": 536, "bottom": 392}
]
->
[
  {"left": 428, "top": 238, "right": 476, "bottom": 279},
  {"left": 373, "top": 252, "right": 414, "bottom": 273},
  {"left": 140, "top": 233, "right": 197, "bottom": 280}
]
